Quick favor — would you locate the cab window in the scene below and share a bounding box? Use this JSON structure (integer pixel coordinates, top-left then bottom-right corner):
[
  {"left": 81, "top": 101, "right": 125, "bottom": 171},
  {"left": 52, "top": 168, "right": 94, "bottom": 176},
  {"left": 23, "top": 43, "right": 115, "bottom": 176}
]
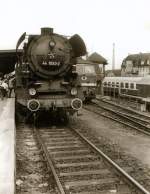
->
[
  {"left": 76, "top": 65, "right": 84, "bottom": 75},
  {"left": 76, "top": 65, "right": 95, "bottom": 74},
  {"left": 84, "top": 66, "right": 95, "bottom": 74}
]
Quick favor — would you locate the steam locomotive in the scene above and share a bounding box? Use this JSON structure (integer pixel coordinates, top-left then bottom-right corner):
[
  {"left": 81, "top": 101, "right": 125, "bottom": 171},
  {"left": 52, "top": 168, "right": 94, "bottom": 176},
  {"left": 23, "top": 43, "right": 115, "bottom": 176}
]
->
[{"left": 15, "top": 27, "right": 86, "bottom": 118}]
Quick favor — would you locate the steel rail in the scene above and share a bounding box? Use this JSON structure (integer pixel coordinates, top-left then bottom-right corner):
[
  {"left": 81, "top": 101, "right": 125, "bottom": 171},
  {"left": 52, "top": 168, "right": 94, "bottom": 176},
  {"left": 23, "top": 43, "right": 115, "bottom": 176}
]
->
[
  {"left": 115, "top": 111, "right": 150, "bottom": 125},
  {"left": 96, "top": 101, "right": 150, "bottom": 125},
  {"left": 34, "top": 128, "right": 66, "bottom": 194},
  {"left": 93, "top": 102, "right": 150, "bottom": 128},
  {"left": 97, "top": 98, "right": 150, "bottom": 120},
  {"left": 70, "top": 127, "right": 150, "bottom": 194},
  {"left": 33, "top": 114, "right": 66, "bottom": 194},
  {"left": 31, "top": 114, "right": 150, "bottom": 194},
  {"left": 84, "top": 106, "right": 150, "bottom": 136}
]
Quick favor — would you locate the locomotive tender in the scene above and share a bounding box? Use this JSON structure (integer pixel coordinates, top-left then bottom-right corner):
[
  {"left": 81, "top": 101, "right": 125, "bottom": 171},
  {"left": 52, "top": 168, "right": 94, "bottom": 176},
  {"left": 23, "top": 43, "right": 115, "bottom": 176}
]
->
[{"left": 15, "top": 27, "right": 86, "bottom": 116}]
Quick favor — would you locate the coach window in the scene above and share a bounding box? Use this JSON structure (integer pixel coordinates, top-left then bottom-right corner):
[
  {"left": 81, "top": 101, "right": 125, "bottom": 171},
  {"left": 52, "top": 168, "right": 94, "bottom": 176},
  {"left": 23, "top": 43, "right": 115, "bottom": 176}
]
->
[
  {"left": 112, "top": 82, "right": 115, "bottom": 87},
  {"left": 125, "top": 83, "right": 129, "bottom": 88},
  {"left": 103, "top": 82, "right": 107, "bottom": 86},
  {"left": 134, "top": 83, "right": 136, "bottom": 90},
  {"left": 130, "top": 83, "right": 134, "bottom": 89},
  {"left": 116, "top": 82, "right": 119, "bottom": 87},
  {"left": 120, "top": 82, "right": 124, "bottom": 88}
]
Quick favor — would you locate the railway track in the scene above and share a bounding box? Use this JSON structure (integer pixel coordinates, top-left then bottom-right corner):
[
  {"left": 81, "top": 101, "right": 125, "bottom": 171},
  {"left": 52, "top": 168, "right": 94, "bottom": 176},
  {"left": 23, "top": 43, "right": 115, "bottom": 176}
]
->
[
  {"left": 96, "top": 98, "right": 150, "bottom": 122},
  {"left": 84, "top": 98, "right": 150, "bottom": 136},
  {"left": 18, "top": 116, "right": 149, "bottom": 194}
]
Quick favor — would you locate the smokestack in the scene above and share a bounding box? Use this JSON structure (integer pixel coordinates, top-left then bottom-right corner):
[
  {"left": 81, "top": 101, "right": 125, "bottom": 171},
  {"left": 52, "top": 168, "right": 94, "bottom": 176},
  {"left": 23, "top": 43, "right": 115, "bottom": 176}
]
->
[
  {"left": 41, "top": 27, "right": 53, "bottom": 35},
  {"left": 112, "top": 43, "right": 115, "bottom": 70}
]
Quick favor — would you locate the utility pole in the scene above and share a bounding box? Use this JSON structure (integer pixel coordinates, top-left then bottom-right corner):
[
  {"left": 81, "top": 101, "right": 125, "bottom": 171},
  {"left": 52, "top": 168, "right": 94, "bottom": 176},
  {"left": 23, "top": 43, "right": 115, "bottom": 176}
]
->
[{"left": 112, "top": 43, "right": 115, "bottom": 70}]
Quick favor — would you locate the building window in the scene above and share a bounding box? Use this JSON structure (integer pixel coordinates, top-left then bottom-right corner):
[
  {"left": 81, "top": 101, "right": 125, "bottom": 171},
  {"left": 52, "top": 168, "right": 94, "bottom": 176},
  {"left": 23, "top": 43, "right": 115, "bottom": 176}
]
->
[
  {"left": 108, "top": 82, "right": 111, "bottom": 87},
  {"left": 116, "top": 82, "right": 119, "bottom": 87},
  {"left": 112, "top": 82, "right": 115, "bottom": 87},
  {"left": 125, "top": 83, "right": 129, "bottom": 88},
  {"left": 141, "top": 60, "right": 145, "bottom": 65},
  {"left": 130, "top": 83, "right": 134, "bottom": 89},
  {"left": 120, "top": 82, "right": 124, "bottom": 88},
  {"left": 126, "top": 60, "right": 132, "bottom": 65},
  {"left": 103, "top": 82, "right": 107, "bottom": 86},
  {"left": 125, "top": 61, "right": 133, "bottom": 72}
]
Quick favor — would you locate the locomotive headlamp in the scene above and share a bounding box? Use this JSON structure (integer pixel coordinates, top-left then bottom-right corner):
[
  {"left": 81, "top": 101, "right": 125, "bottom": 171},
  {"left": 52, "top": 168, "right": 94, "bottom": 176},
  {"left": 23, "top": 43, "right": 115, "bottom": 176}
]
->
[
  {"left": 49, "top": 41, "right": 55, "bottom": 48},
  {"left": 81, "top": 75, "right": 87, "bottom": 80},
  {"left": 29, "top": 88, "right": 36, "bottom": 96},
  {"left": 71, "top": 88, "right": 77, "bottom": 95}
]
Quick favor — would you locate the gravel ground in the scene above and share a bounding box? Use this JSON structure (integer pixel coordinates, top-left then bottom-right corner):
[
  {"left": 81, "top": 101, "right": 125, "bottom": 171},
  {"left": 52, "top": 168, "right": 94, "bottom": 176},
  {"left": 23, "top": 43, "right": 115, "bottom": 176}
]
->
[
  {"left": 74, "top": 108, "right": 150, "bottom": 167},
  {"left": 69, "top": 108, "right": 150, "bottom": 189},
  {"left": 16, "top": 124, "right": 57, "bottom": 194}
]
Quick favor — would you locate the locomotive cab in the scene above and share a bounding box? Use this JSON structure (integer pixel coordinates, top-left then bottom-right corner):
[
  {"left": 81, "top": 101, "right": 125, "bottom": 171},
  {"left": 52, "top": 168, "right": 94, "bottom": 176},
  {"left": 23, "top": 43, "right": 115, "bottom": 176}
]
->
[{"left": 76, "top": 63, "right": 97, "bottom": 102}]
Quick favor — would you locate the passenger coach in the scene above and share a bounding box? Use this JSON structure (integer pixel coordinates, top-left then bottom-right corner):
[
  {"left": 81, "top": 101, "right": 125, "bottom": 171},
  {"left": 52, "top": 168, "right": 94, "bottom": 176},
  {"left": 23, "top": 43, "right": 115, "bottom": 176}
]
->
[{"left": 102, "top": 76, "right": 150, "bottom": 111}]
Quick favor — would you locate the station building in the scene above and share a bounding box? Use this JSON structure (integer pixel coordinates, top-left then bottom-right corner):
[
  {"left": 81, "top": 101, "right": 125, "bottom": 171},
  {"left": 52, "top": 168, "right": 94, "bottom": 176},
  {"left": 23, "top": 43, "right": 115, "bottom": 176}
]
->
[{"left": 121, "top": 53, "right": 150, "bottom": 76}]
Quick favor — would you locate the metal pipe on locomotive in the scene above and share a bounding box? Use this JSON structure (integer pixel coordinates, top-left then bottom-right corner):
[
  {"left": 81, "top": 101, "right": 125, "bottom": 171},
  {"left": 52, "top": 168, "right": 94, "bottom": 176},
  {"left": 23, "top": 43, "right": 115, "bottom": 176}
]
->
[{"left": 15, "top": 27, "right": 86, "bottom": 117}]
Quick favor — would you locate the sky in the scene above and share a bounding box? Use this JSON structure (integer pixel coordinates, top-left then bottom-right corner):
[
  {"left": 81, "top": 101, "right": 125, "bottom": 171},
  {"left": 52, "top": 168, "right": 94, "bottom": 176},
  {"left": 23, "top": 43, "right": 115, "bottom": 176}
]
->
[{"left": 0, "top": 0, "right": 150, "bottom": 69}]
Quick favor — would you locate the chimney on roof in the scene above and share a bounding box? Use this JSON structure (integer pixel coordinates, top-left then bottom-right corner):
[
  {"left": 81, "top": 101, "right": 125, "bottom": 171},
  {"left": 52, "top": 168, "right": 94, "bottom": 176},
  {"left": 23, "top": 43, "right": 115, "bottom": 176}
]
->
[{"left": 112, "top": 43, "right": 115, "bottom": 70}]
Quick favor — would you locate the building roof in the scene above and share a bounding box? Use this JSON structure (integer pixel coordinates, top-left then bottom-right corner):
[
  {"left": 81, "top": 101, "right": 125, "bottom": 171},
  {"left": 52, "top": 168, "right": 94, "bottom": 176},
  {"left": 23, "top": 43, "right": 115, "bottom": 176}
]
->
[
  {"left": 125, "top": 53, "right": 150, "bottom": 61},
  {"left": 122, "top": 53, "right": 150, "bottom": 67},
  {"left": 0, "top": 49, "right": 22, "bottom": 74},
  {"left": 87, "top": 52, "right": 107, "bottom": 64}
]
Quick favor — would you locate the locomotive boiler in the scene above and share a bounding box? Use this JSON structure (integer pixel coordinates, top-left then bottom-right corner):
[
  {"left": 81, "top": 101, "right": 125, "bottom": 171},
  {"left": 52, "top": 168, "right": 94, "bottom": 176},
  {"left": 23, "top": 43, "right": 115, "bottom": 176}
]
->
[{"left": 15, "top": 27, "right": 86, "bottom": 118}]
